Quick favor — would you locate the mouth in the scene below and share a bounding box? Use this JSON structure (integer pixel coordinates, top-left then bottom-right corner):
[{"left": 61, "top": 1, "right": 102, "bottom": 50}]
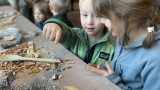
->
[{"left": 86, "top": 27, "right": 95, "bottom": 32}]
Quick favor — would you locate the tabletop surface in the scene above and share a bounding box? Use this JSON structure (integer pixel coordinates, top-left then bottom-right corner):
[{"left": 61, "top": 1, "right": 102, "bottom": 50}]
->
[{"left": 0, "top": 6, "right": 121, "bottom": 90}]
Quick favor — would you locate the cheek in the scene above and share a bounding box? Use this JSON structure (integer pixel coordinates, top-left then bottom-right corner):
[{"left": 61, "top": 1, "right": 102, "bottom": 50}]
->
[
  {"left": 33, "top": 14, "right": 38, "bottom": 19},
  {"left": 80, "top": 17, "right": 86, "bottom": 28},
  {"left": 94, "top": 20, "right": 104, "bottom": 29},
  {"left": 111, "top": 26, "right": 123, "bottom": 36},
  {"left": 96, "top": 24, "right": 104, "bottom": 30},
  {"left": 39, "top": 15, "right": 46, "bottom": 20}
]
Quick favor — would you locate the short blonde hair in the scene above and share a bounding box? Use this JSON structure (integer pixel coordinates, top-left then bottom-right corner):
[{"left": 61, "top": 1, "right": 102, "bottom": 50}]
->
[
  {"left": 79, "top": 0, "right": 84, "bottom": 7},
  {"left": 49, "top": 0, "right": 70, "bottom": 14},
  {"left": 79, "top": 0, "right": 86, "bottom": 8},
  {"left": 79, "top": 0, "right": 94, "bottom": 10}
]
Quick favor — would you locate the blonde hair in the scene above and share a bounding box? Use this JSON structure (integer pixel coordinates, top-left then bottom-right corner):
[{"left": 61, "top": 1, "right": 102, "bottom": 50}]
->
[
  {"left": 33, "top": 1, "right": 52, "bottom": 19},
  {"left": 49, "top": 0, "right": 70, "bottom": 14},
  {"left": 79, "top": 0, "right": 84, "bottom": 8},
  {"left": 79, "top": 0, "right": 94, "bottom": 9}
]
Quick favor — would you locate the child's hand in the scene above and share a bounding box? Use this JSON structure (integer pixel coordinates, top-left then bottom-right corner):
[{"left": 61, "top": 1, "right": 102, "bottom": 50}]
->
[
  {"left": 87, "top": 63, "right": 114, "bottom": 77},
  {"left": 43, "top": 23, "right": 62, "bottom": 44}
]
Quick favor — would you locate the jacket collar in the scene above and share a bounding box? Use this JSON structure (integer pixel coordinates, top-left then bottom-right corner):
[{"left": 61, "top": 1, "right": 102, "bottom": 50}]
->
[
  {"left": 52, "top": 13, "right": 67, "bottom": 19},
  {"left": 121, "top": 30, "right": 160, "bottom": 48}
]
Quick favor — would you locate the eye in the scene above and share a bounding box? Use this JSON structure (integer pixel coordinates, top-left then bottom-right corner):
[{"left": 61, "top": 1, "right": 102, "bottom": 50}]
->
[{"left": 81, "top": 14, "right": 87, "bottom": 17}]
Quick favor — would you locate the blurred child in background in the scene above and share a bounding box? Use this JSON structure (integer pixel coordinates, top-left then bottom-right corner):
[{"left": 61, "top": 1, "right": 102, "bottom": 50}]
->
[
  {"left": 33, "top": 1, "right": 52, "bottom": 30},
  {"left": 48, "top": 0, "right": 73, "bottom": 27},
  {"left": 20, "top": 0, "right": 40, "bottom": 22}
]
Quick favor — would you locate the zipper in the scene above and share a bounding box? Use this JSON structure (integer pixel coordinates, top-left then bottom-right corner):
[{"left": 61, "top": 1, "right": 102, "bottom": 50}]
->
[{"left": 84, "top": 44, "right": 97, "bottom": 64}]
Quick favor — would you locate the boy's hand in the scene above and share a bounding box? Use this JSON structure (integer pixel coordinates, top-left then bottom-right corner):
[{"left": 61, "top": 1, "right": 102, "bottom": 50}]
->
[
  {"left": 87, "top": 63, "right": 114, "bottom": 77},
  {"left": 43, "top": 23, "right": 62, "bottom": 44}
]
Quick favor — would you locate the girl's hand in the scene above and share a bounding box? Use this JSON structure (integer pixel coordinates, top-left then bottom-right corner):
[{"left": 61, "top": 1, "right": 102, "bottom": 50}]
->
[
  {"left": 87, "top": 63, "right": 114, "bottom": 77},
  {"left": 43, "top": 23, "right": 62, "bottom": 44}
]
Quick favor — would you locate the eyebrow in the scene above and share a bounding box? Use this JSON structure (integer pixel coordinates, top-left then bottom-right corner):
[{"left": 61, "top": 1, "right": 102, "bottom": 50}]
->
[{"left": 80, "top": 10, "right": 90, "bottom": 14}]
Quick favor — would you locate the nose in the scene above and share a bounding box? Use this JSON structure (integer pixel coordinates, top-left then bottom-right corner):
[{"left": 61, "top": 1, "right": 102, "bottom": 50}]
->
[{"left": 87, "top": 16, "right": 94, "bottom": 25}]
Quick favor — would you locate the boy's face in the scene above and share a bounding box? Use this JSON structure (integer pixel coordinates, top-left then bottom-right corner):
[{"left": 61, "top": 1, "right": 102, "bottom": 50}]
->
[
  {"left": 33, "top": 8, "right": 46, "bottom": 23},
  {"left": 80, "top": 0, "right": 105, "bottom": 37}
]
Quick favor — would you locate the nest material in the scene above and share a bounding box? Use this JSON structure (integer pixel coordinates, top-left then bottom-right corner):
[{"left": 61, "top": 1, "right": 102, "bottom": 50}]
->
[
  {"left": 0, "top": 61, "right": 57, "bottom": 79},
  {"left": 0, "top": 41, "right": 57, "bottom": 79}
]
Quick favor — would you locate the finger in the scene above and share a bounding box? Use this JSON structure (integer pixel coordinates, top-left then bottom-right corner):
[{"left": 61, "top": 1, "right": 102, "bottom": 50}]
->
[
  {"left": 87, "top": 64, "right": 96, "bottom": 72},
  {"left": 97, "top": 63, "right": 101, "bottom": 69},
  {"left": 88, "top": 65, "right": 103, "bottom": 73},
  {"left": 45, "top": 29, "right": 51, "bottom": 39},
  {"left": 54, "top": 29, "right": 62, "bottom": 44},
  {"left": 92, "top": 68, "right": 106, "bottom": 75},
  {"left": 88, "top": 63, "right": 95, "bottom": 67},
  {"left": 87, "top": 65, "right": 109, "bottom": 76},
  {"left": 49, "top": 31, "right": 55, "bottom": 41},
  {"left": 105, "top": 62, "right": 113, "bottom": 74},
  {"left": 52, "top": 36, "right": 56, "bottom": 43},
  {"left": 43, "top": 27, "right": 47, "bottom": 37}
]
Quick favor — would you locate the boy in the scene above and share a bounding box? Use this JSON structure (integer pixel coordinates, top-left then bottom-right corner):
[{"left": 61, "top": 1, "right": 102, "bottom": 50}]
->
[{"left": 43, "top": 0, "right": 114, "bottom": 65}]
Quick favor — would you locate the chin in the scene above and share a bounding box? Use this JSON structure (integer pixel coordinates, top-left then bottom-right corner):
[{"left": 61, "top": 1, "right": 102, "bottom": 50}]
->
[
  {"left": 36, "top": 20, "right": 42, "bottom": 23},
  {"left": 88, "top": 33, "right": 96, "bottom": 36}
]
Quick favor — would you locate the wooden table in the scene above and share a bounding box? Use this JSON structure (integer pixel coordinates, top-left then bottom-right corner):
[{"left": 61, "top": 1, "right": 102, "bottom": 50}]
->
[{"left": 0, "top": 6, "right": 121, "bottom": 90}]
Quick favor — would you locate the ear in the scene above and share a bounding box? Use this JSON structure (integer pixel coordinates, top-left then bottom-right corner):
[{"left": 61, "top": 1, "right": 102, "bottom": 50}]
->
[{"left": 101, "top": 18, "right": 111, "bottom": 31}]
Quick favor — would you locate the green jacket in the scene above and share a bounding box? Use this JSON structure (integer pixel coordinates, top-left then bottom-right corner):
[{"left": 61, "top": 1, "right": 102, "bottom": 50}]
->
[{"left": 45, "top": 19, "right": 114, "bottom": 65}]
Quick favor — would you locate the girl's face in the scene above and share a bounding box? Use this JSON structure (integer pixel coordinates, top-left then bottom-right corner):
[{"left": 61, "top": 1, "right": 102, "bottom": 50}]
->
[
  {"left": 111, "top": 13, "right": 124, "bottom": 37},
  {"left": 102, "top": 12, "right": 124, "bottom": 37},
  {"left": 33, "top": 8, "right": 46, "bottom": 23},
  {"left": 80, "top": 0, "right": 105, "bottom": 37}
]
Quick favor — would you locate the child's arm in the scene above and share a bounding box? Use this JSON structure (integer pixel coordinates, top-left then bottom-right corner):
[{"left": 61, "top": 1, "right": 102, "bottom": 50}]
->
[
  {"left": 43, "top": 23, "right": 62, "bottom": 44},
  {"left": 43, "top": 18, "right": 83, "bottom": 50}
]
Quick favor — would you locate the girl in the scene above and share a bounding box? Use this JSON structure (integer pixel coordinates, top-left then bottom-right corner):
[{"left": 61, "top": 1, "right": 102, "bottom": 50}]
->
[
  {"left": 42, "top": 0, "right": 115, "bottom": 65},
  {"left": 33, "top": 1, "right": 52, "bottom": 30},
  {"left": 87, "top": 0, "right": 160, "bottom": 90}
]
